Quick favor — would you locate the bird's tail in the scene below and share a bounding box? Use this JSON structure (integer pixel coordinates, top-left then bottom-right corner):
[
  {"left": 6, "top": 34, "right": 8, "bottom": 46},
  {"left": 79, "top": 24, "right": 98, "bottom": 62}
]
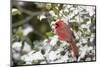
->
[{"left": 69, "top": 40, "right": 79, "bottom": 58}]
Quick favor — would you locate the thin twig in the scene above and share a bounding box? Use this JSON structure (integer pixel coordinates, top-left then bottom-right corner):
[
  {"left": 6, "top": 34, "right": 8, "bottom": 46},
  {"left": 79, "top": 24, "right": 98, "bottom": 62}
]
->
[
  {"left": 12, "top": 11, "right": 43, "bottom": 27},
  {"left": 13, "top": 0, "right": 35, "bottom": 16}
]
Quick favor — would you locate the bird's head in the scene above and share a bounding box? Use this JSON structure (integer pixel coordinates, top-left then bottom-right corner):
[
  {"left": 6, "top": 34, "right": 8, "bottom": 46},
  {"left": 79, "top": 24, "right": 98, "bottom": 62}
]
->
[
  {"left": 51, "top": 17, "right": 69, "bottom": 32},
  {"left": 55, "top": 19, "right": 64, "bottom": 28}
]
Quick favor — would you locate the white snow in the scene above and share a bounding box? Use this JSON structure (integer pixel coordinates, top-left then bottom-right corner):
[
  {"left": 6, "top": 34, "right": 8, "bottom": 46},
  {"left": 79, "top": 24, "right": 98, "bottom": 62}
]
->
[
  {"left": 23, "top": 26, "right": 33, "bottom": 36},
  {"left": 13, "top": 53, "right": 21, "bottom": 60},
  {"left": 21, "top": 51, "right": 44, "bottom": 63},
  {"left": 22, "top": 42, "right": 32, "bottom": 53},
  {"left": 49, "top": 35, "right": 58, "bottom": 46},
  {"left": 12, "top": 42, "right": 22, "bottom": 52}
]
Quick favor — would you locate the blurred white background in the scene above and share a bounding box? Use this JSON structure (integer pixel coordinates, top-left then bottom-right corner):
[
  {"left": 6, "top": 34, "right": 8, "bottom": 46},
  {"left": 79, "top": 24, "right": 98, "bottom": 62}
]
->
[{"left": 0, "top": 0, "right": 100, "bottom": 67}]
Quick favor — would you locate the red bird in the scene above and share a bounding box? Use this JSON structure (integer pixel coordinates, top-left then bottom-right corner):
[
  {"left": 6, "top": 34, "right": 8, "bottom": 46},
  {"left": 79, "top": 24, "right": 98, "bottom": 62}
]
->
[{"left": 54, "top": 18, "right": 79, "bottom": 57}]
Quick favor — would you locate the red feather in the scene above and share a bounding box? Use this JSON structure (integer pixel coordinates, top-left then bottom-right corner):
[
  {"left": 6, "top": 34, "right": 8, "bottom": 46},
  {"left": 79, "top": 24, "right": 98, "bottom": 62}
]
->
[{"left": 55, "top": 19, "right": 78, "bottom": 57}]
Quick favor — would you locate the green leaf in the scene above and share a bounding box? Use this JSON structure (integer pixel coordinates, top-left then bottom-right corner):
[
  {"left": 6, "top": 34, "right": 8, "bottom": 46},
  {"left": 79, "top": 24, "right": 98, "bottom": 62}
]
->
[
  {"left": 64, "top": 12, "right": 68, "bottom": 16},
  {"left": 56, "top": 41, "right": 61, "bottom": 46},
  {"left": 71, "top": 22, "right": 79, "bottom": 32},
  {"left": 15, "top": 27, "right": 23, "bottom": 38},
  {"left": 47, "top": 16, "right": 55, "bottom": 23},
  {"left": 59, "top": 4, "right": 64, "bottom": 10},
  {"left": 60, "top": 51, "right": 66, "bottom": 56},
  {"left": 45, "top": 4, "right": 51, "bottom": 10},
  {"left": 53, "top": 8, "right": 59, "bottom": 15},
  {"left": 46, "top": 31, "right": 54, "bottom": 37},
  {"left": 52, "top": 3, "right": 58, "bottom": 8}
]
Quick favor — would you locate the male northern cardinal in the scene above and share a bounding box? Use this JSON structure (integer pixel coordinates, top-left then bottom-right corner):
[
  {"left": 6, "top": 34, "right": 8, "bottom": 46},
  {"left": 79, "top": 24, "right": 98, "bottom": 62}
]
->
[{"left": 54, "top": 18, "right": 79, "bottom": 57}]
